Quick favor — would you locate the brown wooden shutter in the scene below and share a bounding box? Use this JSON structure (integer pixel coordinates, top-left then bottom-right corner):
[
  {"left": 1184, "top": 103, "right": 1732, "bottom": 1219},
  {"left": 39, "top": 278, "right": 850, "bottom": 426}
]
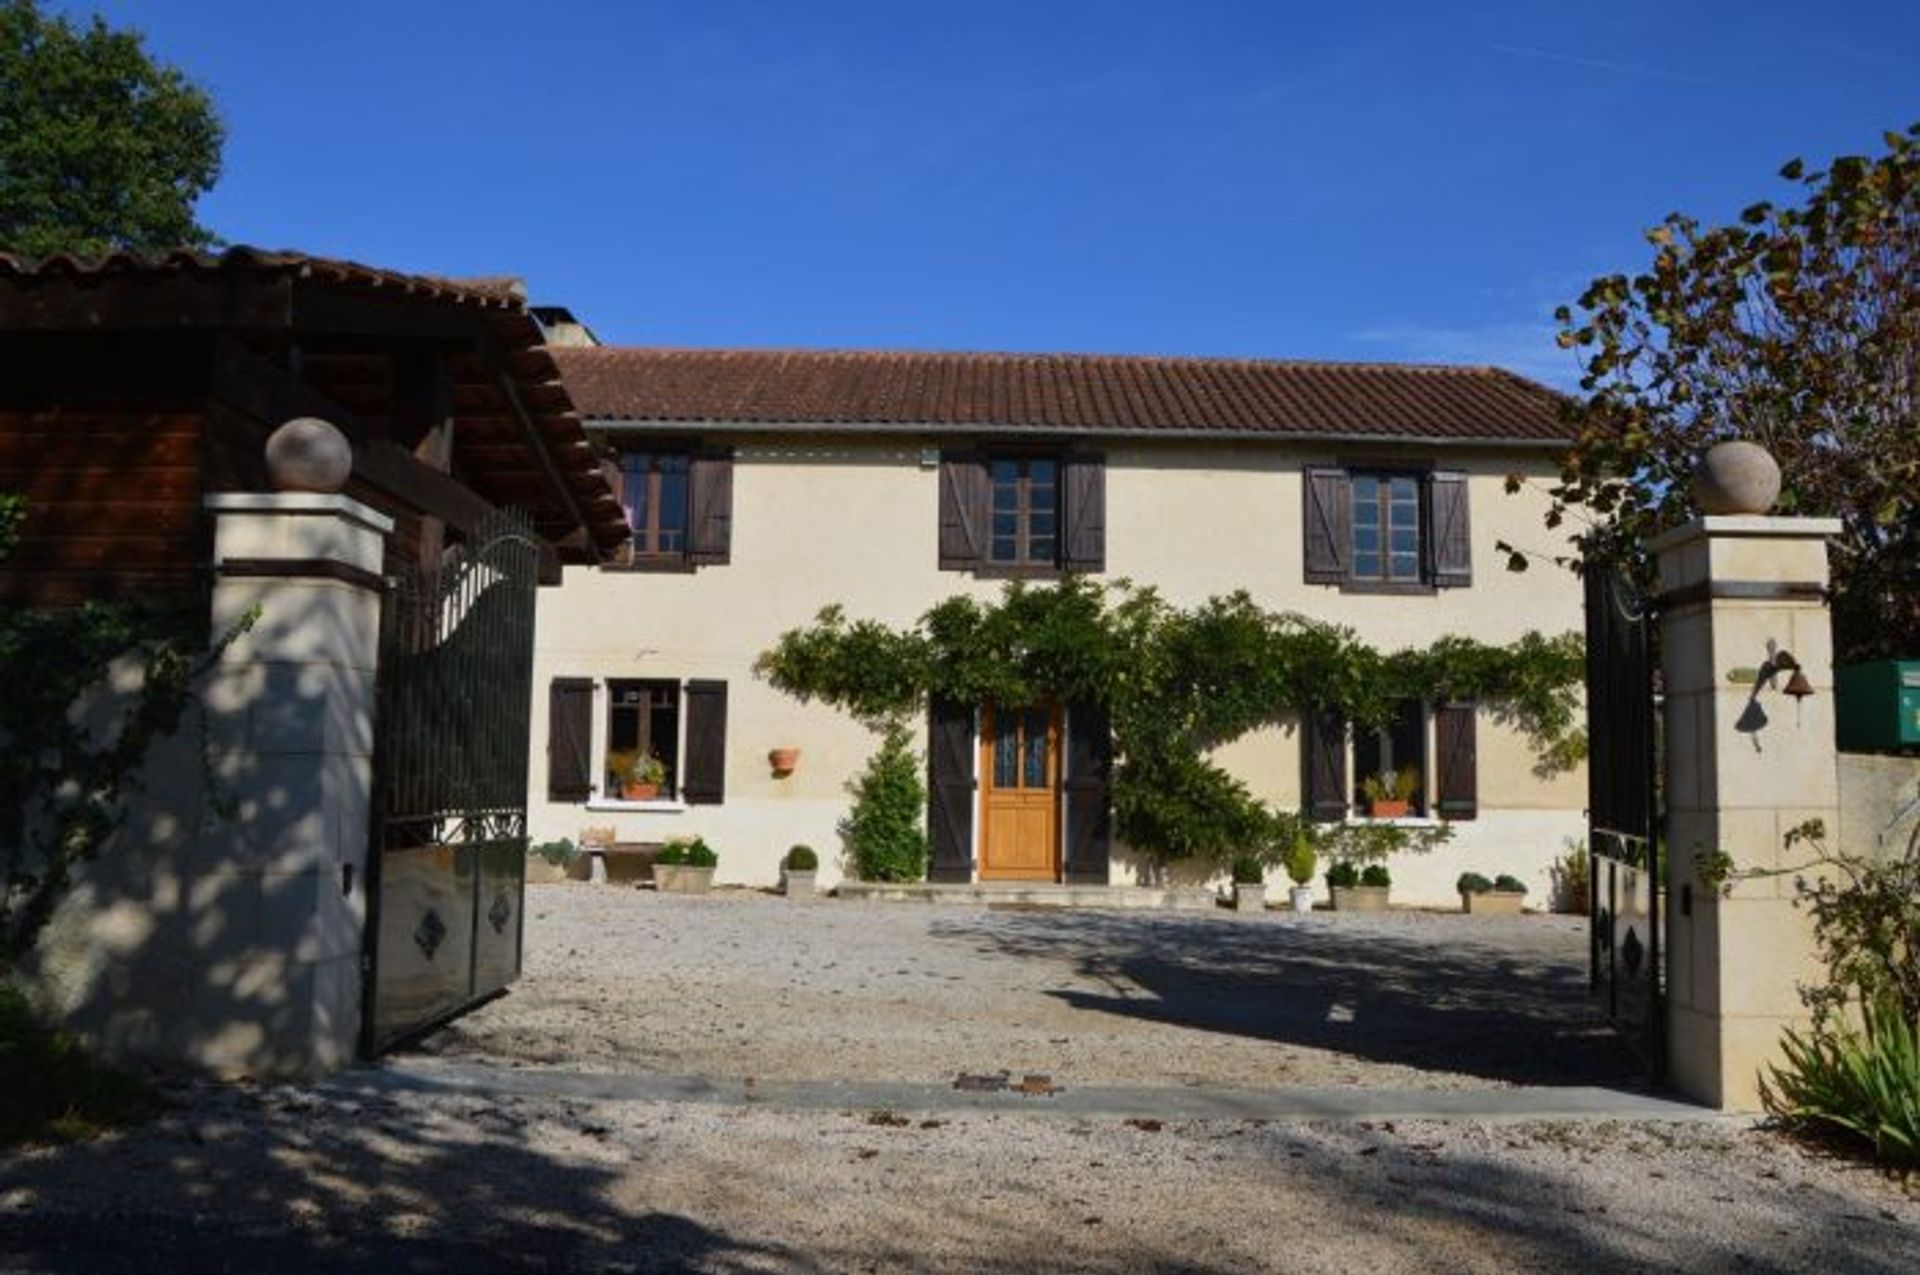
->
[
  {"left": 547, "top": 678, "right": 594, "bottom": 802},
  {"left": 688, "top": 450, "right": 733, "bottom": 565},
  {"left": 1435, "top": 701, "right": 1478, "bottom": 820},
  {"left": 1429, "top": 471, "right": 1471, "bottom": 588},
  {"left": 1061, "top": 452, "right": 1106, "bottom": 573},
  {"left": 937, "top": 452, "right": 988, "bottom": 570},
  {"left": 1303, "top": 707, "right": 1349, "bottom": 822},
  {"left": 1304, "top": 468, "right": 1351, "bottom": 584},
  {"left": 1063, "top": 701, "right": 1113, "bottom": 883},
  {"left": 681, "top": 679, "right": 728, "bottom": 804},
  {"left": 926, "top": 696, "right": 976, "bottom": 881}
]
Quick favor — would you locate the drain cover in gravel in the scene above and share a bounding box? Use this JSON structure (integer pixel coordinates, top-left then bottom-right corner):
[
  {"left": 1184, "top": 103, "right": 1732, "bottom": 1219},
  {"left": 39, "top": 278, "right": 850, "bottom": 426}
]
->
[{"left": 954, "top": 1071, "right": 1011, "bottom": 1092}]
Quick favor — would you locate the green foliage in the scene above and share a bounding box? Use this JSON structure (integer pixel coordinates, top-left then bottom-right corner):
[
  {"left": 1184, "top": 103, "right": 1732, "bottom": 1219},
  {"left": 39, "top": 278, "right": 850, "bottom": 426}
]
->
[
  {"left": 1536, "top": 124, "right": 1920, "bottom": 660},
  {"left": 0, "top": 517, "right": 255, "bottom": 962},
  {"left": 1493, "top": 874, "right": 1527, "bottom": 895},
  {"left": 1362, "top": 766, "right": 1419, "bottom": 804},
  {"left": 1457, "top": 871, "right": 1494, "bottom": 894},
  {"left": 0, "top": 0, "right": 224, "bottom": 256},
  {"left": 530, "top": 838, "right": 576, "bottom": 867},
  {"left": 840, "top": 725, "right": 928, "bottom": 883},
  {"left": 784, "top": 844, "right": 818, "bottom": 872},
  {"left": 1789, "top": 823, "right": 1920, "bottom": 1032},
  {"left": 0, "top": 982, "right": 153, "bottom": 1145},
  {"left": 1551, "top": 838, "right": 1591, "bottom": 913},
  {"left": 1325, "top": 861, "right": 1360, "bottom": 889},
  {"left": 1283, "top": 826, "right": 1317, "bottom": 886},
  {"left": 1765, "top": 998, "right": 1920, "bottom": 1169},
  {"left": 1229, "top": 854, "right": 1265, "bottom": 886},
  {"left": 655, "top": 841, "right": 687, "bottom": 866},
  {"left": 683, "top": 838, "right": 718, "bottom": 869},
  {"left": 759, "top": 579, "right": 1580, "bottom": 870},
  {"left": 1313, "top": 818, "right": 1453, "bottom": 868},
  {"left": 1360, "top": 865, "right": 1391, "bottom": 889}
]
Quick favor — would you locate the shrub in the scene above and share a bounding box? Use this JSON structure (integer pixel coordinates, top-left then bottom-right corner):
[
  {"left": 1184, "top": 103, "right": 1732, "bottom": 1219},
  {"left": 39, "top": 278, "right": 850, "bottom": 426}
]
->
[
  {"left": 684, "top": 837, "right": 718, "bottom": 869},
  {"left": 530, "top": 838, "right": 576, "bottom": 867},
  {"left": 0, "top": 985, "right": 154, "bottom": 1146},
  {"left": 1493, "top": 874, "right": 1528, "bottom": 894},
  {"left": 785, "top": 844, "right": 819, "bottom": 872},
  {"left": 656, "top": 841, "right": 688, "bottom": 866},
  {"left": 1360, "top": 864, "right": 1391, "bottom": 888},
  {"left": 1764, "top": 997, "right": 1920, "bottom": 1169},
  {"left": 841, "top": 724, "right": 928, "bottom": 882},
  {"left": 1551, "top": 838, "right": 1591, "bottom": 913},
  {"left": 1457, "top": 871, "right": 1494, "bottom": 895},
  {"left": 1283, "top": 829, "right": 1317, "bottom": 887},
  {"left": 1229, "top": 854, "right": 1265, "bottom": 886},
  {"left": 1325, "top": 861, "right": 1360, "bottom": 889}
]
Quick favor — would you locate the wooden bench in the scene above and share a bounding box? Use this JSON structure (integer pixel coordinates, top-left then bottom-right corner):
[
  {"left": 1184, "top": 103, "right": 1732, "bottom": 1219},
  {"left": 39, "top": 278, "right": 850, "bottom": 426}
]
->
[{"left": 578, "top": 827, "right": 661, "bottom": 884}]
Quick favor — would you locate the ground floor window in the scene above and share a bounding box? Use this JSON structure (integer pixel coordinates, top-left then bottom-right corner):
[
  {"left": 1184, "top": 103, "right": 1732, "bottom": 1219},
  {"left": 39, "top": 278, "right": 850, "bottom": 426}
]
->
[
  {"left": 1305, "top": 699, "right": 1477, "bottom": 822},
  {"left": 1353, "top": 699, "right": 1427, "bottom": 817},
  {"left": 547, "top": 676, "right": 729, "bottom": 807}
]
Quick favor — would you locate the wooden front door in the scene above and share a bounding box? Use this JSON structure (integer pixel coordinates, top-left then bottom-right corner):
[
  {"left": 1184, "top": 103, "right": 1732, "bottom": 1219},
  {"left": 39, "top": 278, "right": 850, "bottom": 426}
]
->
[{"left": 979, "top": 701, "right": 1062, "bottom": 881}]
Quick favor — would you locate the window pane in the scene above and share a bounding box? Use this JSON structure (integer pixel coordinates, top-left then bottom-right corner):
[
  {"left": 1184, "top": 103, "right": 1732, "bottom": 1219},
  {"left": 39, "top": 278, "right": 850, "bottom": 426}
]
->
[
  {"left": 1390, "top": 552, "right": 1419, "bottom": 579},
  {"left": 1352, "top": 475, "right": 1379, "bottom": 504},
  {"left": 658, "top": 467, "right": 688, "bottom": 540},
  {"left": 991, "top": 459, "right": 1020, "bottom": 484},
  {"left": 1022, "top": 707, "right": 1050, "bottom": 788},
  {"left": 1029, "top": 459, "right": 1057, "bottom": 487},
  {"left": 1389, "top": 476, "right": 1417, "bottom": 500},
  {"left": 992, "top": 482, "right": 1019, "bottom": 513},
  {"left": 1353, "top": 526, "right": 1380, "bottom": 553},
  {"left": 1029, "top": 536, "right": 1055, "bottom": 563},
  {"left": 991, "top": 536, "right": 1017, "bottom": 562},
  {"left": 1030, "top": 512, "right": 1055, "bottom": 538},
  {"left": 1390, "top": 528, "right": 1418, "bottom": 554},
  {"left": 994, "top": 714, "right": 1019, "bottom": 787},
  {"left": 1354, "top": 550, "right": 1382, "bottom": 579},
  {"left": 993, "top": 512, "right": 1018, "bottom": 537},
  {"left": 626, "top": 457, "right": 651, "bottom": 538},
  {"left": 1353, "top": 500, "right": 1380, "bottom": 527}
]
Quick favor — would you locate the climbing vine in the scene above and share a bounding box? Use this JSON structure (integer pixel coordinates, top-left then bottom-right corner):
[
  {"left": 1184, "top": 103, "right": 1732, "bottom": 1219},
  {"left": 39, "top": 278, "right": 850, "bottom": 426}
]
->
[
  {"left": 756, "top": 578, "right": 1585, "bottom": 869},
  {"left": 0, "top": 494, "right": 254, "bottom": 964}
]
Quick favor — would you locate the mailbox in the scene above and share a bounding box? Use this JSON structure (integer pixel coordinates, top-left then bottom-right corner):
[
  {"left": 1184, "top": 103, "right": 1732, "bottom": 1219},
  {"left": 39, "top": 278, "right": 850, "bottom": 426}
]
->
[{"left": 1835, "top": 660, "right": 1920, "bottom": 752}]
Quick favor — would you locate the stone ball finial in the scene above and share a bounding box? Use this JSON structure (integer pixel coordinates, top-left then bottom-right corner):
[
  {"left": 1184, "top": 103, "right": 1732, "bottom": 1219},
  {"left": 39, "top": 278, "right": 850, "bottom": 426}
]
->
[
  {"left": 265, "top": 417, "right": 352, "bottom": 494},
  {"left": 1691, "top": 440, "right": 1781, "bottom": 516}
]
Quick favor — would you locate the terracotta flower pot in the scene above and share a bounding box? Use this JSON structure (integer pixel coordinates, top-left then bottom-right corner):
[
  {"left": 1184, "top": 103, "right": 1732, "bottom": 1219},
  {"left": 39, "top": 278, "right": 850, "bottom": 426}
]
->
[
  {"left": 1368, "top": 799, "right": 1411, "bottom": 819},
  {"left": 622, "top": 780, "right": 661, "bottom": 801},
  {"left": 768, "top": 747, "right": 801, "bottom": 777}
]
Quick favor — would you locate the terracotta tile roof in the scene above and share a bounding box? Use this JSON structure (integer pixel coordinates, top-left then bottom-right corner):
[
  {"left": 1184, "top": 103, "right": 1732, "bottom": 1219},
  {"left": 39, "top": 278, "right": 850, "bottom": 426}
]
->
[
  {"left": 554, "top": 347, "right": 1572, "bottom": 444},
  {"left": 0, "top": 247, "right": 626, "bottom": 557}
]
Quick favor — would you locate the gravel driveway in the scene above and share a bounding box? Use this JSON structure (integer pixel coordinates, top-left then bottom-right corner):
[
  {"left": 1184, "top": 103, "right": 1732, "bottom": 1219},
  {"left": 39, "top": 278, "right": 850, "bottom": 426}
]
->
[{"left": 417, "top": 886, "right": 1640, "bottom": 1090}]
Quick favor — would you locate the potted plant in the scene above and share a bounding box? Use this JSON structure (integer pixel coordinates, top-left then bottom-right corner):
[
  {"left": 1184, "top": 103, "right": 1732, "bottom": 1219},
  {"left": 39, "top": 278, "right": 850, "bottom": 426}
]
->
[
  {"left": 655, "top": 836, "right": 717, "bottom": 894},
  {"left": 1283, "top": 829, "right": 1317, "bottom": 914},
  {"left": 1361, "top": 766, "right": 1420, "bottom": 819},
  {"left": 1229, "top": 853, "right": 1267, "bottom": 913},
  {"left": 1459, "top": 872, "right": 1529, "bottom": 915},
  {"left": 651, "top": 838, "right": 687, "bottom": 891},
  {"left": 783, "top": 844, "right": 819, "bottom": 899},
  {"left": 527, "top": 837, "right": 576, "bottom": 884},
  {"left": 607, "top": 748, "right": 668, "bottom": 801},
  {"left": 1551, "top": 839, "right": 1591, "bottom": 914},
  {"left": 769, "top": 747, "right": 801, "bottom": 777},
  {"left": 1328, "top": 861, "right": 1391, "bottom": 912}
]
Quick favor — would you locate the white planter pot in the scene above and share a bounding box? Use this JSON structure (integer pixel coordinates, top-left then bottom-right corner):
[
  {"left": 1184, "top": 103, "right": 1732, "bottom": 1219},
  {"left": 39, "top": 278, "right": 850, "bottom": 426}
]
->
[
  {"left": 1288, "top": 884, "right": 1314, "bottom": 914},
  {"left": 783, "top": 869, "right": 816, "bottom": 900},
  {"left": 1233, "top": 883, "right": 1266, "bottom": 913}
]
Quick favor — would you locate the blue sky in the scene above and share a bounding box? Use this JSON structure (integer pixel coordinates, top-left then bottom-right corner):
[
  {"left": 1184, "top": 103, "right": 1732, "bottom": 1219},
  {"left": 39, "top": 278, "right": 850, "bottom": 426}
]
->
[{"left": 74, "top": 1, "right": 1920, "bottom": 386}]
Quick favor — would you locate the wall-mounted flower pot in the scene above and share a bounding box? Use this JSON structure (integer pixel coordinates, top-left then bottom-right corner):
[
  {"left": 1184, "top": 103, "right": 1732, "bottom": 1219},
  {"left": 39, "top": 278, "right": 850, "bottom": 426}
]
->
[
  {"left": 769, "top": 747, "right": 801, "bottom": 777},
  {"left": 1462, "top": 889, "right": 1526, "bottom": 915}
]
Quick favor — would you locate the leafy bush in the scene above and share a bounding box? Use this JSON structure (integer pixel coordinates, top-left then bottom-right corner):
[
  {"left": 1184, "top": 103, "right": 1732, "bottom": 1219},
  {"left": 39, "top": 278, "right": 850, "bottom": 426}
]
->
[
  {"left": 1314, "top": 819, "right": 1452, "bottom": 868},
  {"left": 656, "top": 841, "right": 688, "bottom": 866},
  {"left": 1493, "top": 874, "right": 1528, "bottom": 894},
  {"left": 1229, "top": 854, "right": 1265, "bottom": 886},
  {"left": 1457, "top": 871, "right": 1494, "bottom": 894},
  {"left": 785, "top": 844, "right": 819, "bottom": 872},
  {"left": 1360, "top": 865, "right": 1391, "bottom": 888},
  {"left": 841, "top": 725, "right": 928, "bottom": 882},
  {"left": 530, "top": 838, "right": 576, "bottom": 867},
  {"left": 1325, "top": 861, "right": 1360, "bottom": 889},
  {"left": 1551, "top": 838, "right": 1591, "bottom": 913},
  {"left": 0, "top": 984, "right": 153, "bottom": 1146},
  {"left": 684, "top": 837, "right": 718, "bottom": 869},
  {"left": 1764, "top": 998, "right": 1920, "bottom": 1169},
  {"left": 1283, "top": 829, "right": 1317, "bottom": 886}
]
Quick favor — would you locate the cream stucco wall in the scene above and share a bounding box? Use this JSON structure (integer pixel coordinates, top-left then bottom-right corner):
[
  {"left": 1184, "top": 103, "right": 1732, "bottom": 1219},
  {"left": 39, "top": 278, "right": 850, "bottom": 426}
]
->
[{"left": 529, "top": 435, "right": 1587, "bottom": 907}]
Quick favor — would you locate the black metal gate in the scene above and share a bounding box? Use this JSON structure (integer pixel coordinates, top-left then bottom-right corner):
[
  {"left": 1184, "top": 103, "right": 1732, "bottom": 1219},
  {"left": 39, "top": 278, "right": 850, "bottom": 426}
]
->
[
  {"left": 1583, "top": 561, "right": 1664, "bottom": 1079},
  {"left": 363, "top": 508, "right": 541, "bottom": 1055}
]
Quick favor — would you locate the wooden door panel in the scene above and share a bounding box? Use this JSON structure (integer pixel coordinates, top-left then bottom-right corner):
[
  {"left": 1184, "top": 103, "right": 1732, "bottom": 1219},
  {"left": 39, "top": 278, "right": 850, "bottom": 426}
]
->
[{"left": 979, "top": 702, "right": 1061, "bottom": 881}]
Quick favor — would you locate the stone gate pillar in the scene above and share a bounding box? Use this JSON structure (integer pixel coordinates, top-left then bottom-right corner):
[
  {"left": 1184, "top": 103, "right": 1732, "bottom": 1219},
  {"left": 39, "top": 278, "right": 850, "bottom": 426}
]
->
[
  {"left": 194, "top": 476, "right": 391, "bottom": 1075},
  {"left": 1651, "top": 511, "right": 1843, "bottom": 1110}
]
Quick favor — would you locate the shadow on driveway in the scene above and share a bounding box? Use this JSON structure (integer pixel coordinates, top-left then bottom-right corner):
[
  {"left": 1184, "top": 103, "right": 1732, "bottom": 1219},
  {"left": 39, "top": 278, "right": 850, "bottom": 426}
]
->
[{"left": 927, "top": 910, "right": 1645, "bottom": 1088}]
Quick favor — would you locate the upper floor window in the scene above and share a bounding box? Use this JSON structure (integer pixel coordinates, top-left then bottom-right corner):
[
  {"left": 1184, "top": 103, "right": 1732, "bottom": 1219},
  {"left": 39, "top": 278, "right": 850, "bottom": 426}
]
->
[
  {"left": 989, "top": 457, "right": 1059, "bottom": 567},
  {"left": 1304, "top": 466, "right": 1471, "bottom": 591},
  {"left": 620, "top": 451, "right": 691, "bottom": 558},
  {"left": 604, "top": 446, "right": 733, "bottom": 569},
  {"left": 939, "top": 450, "right": 1104, "bottom": 575}
]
